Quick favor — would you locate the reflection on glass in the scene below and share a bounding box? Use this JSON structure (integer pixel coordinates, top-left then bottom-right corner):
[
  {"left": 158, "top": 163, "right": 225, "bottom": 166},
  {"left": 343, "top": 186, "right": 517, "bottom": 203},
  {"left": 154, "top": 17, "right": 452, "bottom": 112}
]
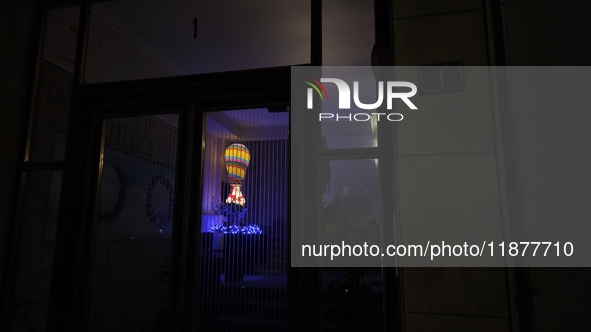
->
[
  {"left": 320, "top": 159, "right": 384, "bottom": 331},
  {"left": 8, "top": 171, "right": 62, "bottom": 331},
  {"left": 29, "top": 6, "right": 79, "bottom": 161},
  {"left": 320, "top": 159, "right": 382, "bottom": 245},
  {"left": 323, "top": 0, "right": 374, "bottom": 65},
  {"left": 321, "top": 112, "right": 379, "bottom": 149},
  {"left": 42, "top": 6, "right": 80, "bottom": 73},
  {"left": 85, "top": 0, "right": 310, "bottom": 83}
]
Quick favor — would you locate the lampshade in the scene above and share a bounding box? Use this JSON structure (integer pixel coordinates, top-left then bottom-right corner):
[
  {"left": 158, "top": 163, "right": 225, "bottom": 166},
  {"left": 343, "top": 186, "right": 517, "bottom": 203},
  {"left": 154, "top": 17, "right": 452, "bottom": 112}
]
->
[{"left": 224, "top": 143, "right": 250, "bottom": 205}]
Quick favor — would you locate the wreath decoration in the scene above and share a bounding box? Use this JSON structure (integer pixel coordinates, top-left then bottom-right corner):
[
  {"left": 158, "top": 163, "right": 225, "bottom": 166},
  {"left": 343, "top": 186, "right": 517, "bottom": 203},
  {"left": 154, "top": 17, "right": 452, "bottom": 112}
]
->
[
  {"left": 145, "top": 174, "right": 174, "bottom": 229},
  {"left": 98, "top": 164, "right": 127, "bottom": 231}
]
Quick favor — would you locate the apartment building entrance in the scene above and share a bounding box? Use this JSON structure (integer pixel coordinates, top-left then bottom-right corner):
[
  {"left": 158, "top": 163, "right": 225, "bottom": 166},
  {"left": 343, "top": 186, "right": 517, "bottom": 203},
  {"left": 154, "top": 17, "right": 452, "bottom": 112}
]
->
[{"left": 44, "top": 66, "right": 305, "bottom": 331}]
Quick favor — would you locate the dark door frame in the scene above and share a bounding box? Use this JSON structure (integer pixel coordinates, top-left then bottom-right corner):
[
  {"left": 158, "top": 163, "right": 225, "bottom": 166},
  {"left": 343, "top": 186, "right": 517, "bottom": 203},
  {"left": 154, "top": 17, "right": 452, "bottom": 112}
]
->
[{"left": 46, "top": 66, "right": 294, "bottom": 332}]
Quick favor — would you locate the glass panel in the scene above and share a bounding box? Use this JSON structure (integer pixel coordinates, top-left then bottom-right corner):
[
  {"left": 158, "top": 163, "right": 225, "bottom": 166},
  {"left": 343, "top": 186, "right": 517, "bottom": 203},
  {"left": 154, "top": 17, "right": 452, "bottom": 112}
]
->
[
  {"left": 42, "top": 6, "right": 80, "bottom": 73},
  {"left": 84, "top": 1, "right": 310, "bottom": 83},
  {"left": 7, "top": 170, "right": 62, "bottom": 331},
  {"left": 321, "top": 111, "right": 379, "bottom": 149},
  {"left": 88, "top": 114, "right": 178, "bottom": 331},
  {"left": 29, "top": 6, "right": 80, "bottom": 161},
  {"left": 197, "top": 108, "right": 289, "bottom": 331},
  {"left": 323, "top": 0, "right": 374, "bottom": 65},
  {"left": 320, "top": 159, "right": 384, "bottom": 331},
  {"left": 320, "top": 159, "right": 382, "bottom": 246}
]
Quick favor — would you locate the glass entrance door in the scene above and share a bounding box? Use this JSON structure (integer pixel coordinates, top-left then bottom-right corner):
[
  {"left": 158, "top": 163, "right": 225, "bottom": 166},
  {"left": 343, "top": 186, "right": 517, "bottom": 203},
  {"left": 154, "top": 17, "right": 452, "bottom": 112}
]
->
[
  {"left": 195, "top": 107, "right": 289, "bottom": 331},
  {"left": 48, "top": 66, "right": 295, "bottom": 331},
  {"left": 87, "top": 113, "right": 180, "bottom": 331}
]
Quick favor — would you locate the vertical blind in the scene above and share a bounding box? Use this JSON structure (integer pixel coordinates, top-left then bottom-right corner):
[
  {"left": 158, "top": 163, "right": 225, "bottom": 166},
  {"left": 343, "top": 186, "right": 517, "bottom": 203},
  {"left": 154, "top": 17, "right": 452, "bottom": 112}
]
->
[{"left": 197, "top": 108, "right": 289, "bottom": 331}]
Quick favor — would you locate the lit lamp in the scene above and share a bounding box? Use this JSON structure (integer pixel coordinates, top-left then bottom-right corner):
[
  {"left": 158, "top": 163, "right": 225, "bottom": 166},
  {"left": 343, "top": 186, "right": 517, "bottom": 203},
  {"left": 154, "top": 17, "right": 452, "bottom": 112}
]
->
[{"left": 224, "top": 143, "right": 250, "bottom": 206}]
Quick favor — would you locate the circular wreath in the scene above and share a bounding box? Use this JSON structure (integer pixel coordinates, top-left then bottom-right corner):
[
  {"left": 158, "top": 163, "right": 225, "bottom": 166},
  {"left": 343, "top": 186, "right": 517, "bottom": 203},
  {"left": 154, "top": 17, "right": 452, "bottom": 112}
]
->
[
  {"left": 98, "top": 164, "right": 127, "bottom": 228},
  {"left": 145, "top": 175, "right": 174, "bottom": 229}
]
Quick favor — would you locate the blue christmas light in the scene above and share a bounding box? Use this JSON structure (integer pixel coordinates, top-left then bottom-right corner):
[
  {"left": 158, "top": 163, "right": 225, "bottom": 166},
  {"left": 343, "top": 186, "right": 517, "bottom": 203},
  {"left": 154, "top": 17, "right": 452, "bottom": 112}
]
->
[
  {"left": 242, "top": 224, "right": 263, "bottom": 235},
  {"left": 209, "top": 223, "right": 263, "bottom": 235}
]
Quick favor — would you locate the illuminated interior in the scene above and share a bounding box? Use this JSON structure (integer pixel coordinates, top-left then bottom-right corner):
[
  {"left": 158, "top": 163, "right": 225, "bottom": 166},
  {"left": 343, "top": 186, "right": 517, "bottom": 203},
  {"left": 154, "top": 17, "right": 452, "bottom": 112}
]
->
[{"left": 197, "top": 108, "right": 289, "bottom": 330}]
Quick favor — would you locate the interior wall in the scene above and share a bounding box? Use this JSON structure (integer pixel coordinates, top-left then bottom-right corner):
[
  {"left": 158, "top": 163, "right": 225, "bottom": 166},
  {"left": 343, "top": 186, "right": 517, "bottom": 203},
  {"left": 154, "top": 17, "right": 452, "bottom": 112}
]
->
[
  {"left": 201, "top": 131, "right": 228, "bottom": 231},
  {"left": 503, "top": 1, "right": 591, "bottom": 331}
]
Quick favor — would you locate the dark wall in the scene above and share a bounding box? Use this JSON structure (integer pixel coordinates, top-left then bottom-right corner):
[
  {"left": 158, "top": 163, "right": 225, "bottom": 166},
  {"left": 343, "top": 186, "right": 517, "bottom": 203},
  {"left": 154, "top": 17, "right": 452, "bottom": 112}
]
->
[
  {"left": 504, "top": 1, "right": 591, "bottom": 66},
  {"left": 503, "top": 1, "right": 591, "bottom": 331},
  {"left": 0, "top": 0, "right": 41, "bottom": 330},
  {"left": 392, "top": 1, "right": 514, "bottom": 330}
]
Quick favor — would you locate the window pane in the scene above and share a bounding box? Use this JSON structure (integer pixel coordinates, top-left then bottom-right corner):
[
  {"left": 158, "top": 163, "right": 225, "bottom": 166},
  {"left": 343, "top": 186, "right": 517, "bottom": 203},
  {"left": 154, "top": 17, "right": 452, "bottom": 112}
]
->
[
  {"left": 84, "top": 1, "right": 310, "bottom": 83},
  {"left": 323, "top": 0, "right": 374, "bottom": 65},
  {"left": 42, "top": 6, "right": 80, "bottom": 73},
  {"left": 8, "top": 170, "right": 62, "bottom": 331},
  {"left": 320, "top": 159, "right": 382, "bottom": 246},
  {"left": 88, "top": 114, "right": 178, "bottom": 331},
  {"left": 320, "top": 159, "right": 384, "bottom": 331},
  {"left": 197, "top": 108, "right": 289, "bottom": 331},
  {"left": 321, "top": 112, "right": 379, "bottom": 149},
  {"left": 29, "top": 6, "right": 79, "bottom": 161}
]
